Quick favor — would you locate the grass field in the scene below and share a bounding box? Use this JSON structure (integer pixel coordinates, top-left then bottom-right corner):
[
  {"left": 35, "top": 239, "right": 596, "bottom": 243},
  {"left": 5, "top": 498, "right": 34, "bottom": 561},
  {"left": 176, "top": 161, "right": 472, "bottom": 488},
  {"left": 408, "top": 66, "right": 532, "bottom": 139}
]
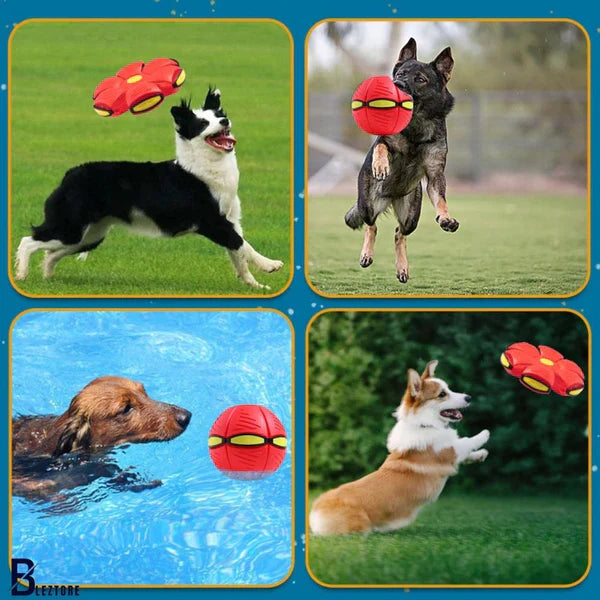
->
[
  {"left": 307, "top": 194, "right": 588, "bottom": 296},
  {"left": 10, "top": 21, "right": 291, "bottom": 296},
  {"left": 307, "top": 494, "right": 589, "bottom": 586}
]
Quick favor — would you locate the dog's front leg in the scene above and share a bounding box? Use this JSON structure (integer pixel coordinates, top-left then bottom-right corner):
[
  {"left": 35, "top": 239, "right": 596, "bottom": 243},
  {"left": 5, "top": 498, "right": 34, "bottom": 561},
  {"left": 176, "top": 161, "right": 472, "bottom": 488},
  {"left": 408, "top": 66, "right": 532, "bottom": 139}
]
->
[
  {"left": 425, "top": 161, "right": 459, "bottom": 233},
  {"left": 372, "top": 143, "right": 390, "bottom": 180},
  {"left": 464, "top": 449, "right": 489, "bottom": 463},
  {"left": 228, "top": 246, "right": 267, "bottom": 289},
  {"left": 229, "top": 199, "right": 283, "bottom": 273},
  {"left": 454, "top": 429, "right": 490, "bottom": 463}
]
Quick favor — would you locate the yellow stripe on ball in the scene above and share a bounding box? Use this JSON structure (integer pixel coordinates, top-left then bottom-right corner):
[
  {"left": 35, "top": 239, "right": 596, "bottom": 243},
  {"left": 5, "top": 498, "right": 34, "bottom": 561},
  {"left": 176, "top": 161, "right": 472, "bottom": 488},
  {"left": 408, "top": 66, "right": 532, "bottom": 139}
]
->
[
  {"left": 131, "top": 95, "right": 162, "bottom": 113},
  {"left": 174, "top": 69, "right": 186, "bottom": 87},
  {"left": 230, "top": 434, "right": 265, "bottom": 446},
  {"left": 368, "top": 99, "right": 396, "bottom": 108},
  {"left": 522, "top": 376, "right": 549, "bottom": 393}
]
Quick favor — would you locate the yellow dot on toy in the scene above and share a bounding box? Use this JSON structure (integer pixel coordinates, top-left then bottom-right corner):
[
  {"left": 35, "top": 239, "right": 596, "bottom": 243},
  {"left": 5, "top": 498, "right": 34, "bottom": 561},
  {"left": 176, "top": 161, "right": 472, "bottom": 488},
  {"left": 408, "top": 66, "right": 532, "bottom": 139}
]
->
[
  {"left": 500, "top": 353, "right": 510, "bottom": 368},
  {"left": 540, "top": 358, "right": 554, "bottom": 366},
  {"left": 127, "top": 74, "right": 143, "bottom": 84}
]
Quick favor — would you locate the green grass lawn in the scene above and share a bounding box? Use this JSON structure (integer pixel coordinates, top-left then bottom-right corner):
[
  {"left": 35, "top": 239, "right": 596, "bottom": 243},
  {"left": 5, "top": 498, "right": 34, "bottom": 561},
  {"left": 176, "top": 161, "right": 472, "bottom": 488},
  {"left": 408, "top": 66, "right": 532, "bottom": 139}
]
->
[
  {"left": 307, "top": 194, "right": 588, "bottom": 296},
  {"left": 307, "top": 494, "right": 588, "bottom": 586},
  {"left": 10, "top": 21, "right": 291, "bottom": 296}
]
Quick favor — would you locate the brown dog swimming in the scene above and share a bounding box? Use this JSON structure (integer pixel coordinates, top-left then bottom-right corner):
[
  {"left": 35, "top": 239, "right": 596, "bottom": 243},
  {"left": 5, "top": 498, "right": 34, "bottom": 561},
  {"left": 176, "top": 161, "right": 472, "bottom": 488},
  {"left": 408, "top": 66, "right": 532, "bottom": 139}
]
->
[{"left": 12, "top": 376, "right": 191, "bottom": 501}]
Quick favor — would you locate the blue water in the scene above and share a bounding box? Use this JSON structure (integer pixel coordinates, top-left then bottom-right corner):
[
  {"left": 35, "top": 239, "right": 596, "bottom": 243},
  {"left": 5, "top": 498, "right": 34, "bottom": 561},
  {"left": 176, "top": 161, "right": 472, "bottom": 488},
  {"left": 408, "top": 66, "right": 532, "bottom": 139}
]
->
[{"left": 11, "top": 311, "right": 292, "bottom": 585}]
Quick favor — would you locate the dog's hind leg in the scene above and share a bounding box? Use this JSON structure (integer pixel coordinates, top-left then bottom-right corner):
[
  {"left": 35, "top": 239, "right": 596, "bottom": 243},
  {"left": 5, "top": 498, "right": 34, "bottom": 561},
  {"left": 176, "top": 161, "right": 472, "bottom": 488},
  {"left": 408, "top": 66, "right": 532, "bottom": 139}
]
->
[
  {"left": 42, "top": 222, "right": 110, "bottom": 278},
  {"left": 425, "top": 161, "right": 459, "bottom": 233},
  {"left": 359, "top": 225, "right": 377, "bottom": 268},
  {"left": 15, "top": 236, "right": 66, "bottom": 280},
  {"left": 392, "top": 185, "right": 423, "bottom": 283},
  {"left": 42, "top": 244, "right": 82, "bottom": 278}
]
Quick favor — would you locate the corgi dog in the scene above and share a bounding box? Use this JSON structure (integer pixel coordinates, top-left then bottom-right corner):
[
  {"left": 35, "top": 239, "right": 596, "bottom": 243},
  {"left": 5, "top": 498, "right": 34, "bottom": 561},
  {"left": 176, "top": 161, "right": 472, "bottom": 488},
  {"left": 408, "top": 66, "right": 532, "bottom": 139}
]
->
[
  {"left": 15, "top": 87, "right": 283, "bottom": 289},
  {"left": 309, "top": 360, "right": 490, "bottom": 535}
]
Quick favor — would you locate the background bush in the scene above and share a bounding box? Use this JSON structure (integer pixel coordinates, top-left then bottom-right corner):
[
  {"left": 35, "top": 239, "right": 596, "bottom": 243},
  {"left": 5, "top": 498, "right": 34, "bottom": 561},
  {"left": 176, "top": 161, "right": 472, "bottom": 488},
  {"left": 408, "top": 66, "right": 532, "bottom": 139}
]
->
[{"left": 308, "top": 312, "right": 588, "bottom": 494}]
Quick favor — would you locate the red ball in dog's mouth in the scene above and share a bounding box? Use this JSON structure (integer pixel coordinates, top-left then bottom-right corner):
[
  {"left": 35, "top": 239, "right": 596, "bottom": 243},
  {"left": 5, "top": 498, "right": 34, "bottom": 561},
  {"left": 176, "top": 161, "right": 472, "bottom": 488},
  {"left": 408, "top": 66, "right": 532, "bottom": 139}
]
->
[
  {"left": 440, "top": 409, "right": 463, "bottom": 421},
  {"left": 206, "top": 130, "right": 237, "bottom": 152}
]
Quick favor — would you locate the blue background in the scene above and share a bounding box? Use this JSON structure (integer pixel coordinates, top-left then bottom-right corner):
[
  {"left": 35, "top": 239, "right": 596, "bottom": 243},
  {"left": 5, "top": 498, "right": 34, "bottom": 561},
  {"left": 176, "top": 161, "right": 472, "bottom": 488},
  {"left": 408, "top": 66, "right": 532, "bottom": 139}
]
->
[{"left": 0, "top": 0, "right": 597, "bottom": 598}]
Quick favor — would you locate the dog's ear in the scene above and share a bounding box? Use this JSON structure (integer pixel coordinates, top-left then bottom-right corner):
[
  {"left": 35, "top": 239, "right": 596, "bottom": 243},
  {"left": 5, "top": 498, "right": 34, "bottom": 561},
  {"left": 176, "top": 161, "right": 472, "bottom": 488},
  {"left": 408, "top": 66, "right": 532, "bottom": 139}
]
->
[
  {"left": 171, "top": 98, "right": 193, "bottom": 120},
  {"left": 397, "top": 38, "right": 417, "bottom": 64},
  {"left": 421, "top": 360, "right": 438, "bottom": 381},
  {"left": 407, "top": 368, "right": 422, "bottom": 397},
  {"left": 432, "top": 47, "right": 454, "bottom": 83},
  {"left": 170, "top": 98, "right": 194, "bottom": 126},
  {"left": 203, "top": 86, "right": 221, "bottom": 111},
  {"left": 53, "top": 414, "right": 91, "bottom": 457}
]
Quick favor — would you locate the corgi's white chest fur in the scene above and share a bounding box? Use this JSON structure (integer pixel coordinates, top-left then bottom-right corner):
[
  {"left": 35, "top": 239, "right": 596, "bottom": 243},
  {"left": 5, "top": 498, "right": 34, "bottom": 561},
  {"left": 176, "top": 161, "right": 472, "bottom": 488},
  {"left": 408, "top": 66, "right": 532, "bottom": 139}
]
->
[{"left": 386, "top": 418, "right": 460, "bottom": 455}]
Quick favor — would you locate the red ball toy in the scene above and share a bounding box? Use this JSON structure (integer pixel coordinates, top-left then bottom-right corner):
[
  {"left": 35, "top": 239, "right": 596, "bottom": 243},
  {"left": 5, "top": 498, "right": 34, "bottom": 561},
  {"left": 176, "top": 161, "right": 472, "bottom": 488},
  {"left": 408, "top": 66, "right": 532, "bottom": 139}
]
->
[
  {"left": 501, "top": 342, "right": 585, "bottom": 396},
  {"left": 93, "top": 58, "right": 186, "bottom": 117},
  {"left": 208, "top": 405, "right": 287, "bottom": 480},
  {"left": 351, "top": 76, "right": 413, "bottom": 136}
]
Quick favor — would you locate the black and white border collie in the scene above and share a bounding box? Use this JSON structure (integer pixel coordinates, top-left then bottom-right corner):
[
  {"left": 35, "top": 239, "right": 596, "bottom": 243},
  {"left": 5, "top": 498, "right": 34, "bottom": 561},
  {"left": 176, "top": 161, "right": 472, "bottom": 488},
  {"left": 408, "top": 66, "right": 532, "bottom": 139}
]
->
[{"left": 15, "top": 87, "right": 283, "bottom": 289}]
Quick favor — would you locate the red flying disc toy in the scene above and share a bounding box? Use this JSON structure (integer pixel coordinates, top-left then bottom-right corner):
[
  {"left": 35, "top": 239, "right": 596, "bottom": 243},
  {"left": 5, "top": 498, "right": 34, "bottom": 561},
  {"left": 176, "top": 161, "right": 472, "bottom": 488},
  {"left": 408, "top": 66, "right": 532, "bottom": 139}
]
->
[
  {"left": 208, "top": 405, "right": 287, "bottom": 480},
  {"left": 93, "top": 58, "right": 186, "bottom": 117},
  {"left": 351, "top": 75, "right": 413, "bottom": 136},
  {"left": 501, "top": 342, "right": 585, "bottom": 396}
]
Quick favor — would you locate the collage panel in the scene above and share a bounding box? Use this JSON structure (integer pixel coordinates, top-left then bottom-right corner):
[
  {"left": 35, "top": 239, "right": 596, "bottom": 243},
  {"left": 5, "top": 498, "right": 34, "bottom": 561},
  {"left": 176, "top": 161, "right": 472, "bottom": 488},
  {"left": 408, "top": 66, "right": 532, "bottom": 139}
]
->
[
  {"left": 10, "top": 309, "right": 293, "bottom": 586},
  {"left": 306, "top": 309, "right": 590, "bottom": 586},
  {"left": 9, "top": 19, "right": 292, "bottom": 298},
  {"left": 306, "top": 20, "right": 589, "bottom": 297}
]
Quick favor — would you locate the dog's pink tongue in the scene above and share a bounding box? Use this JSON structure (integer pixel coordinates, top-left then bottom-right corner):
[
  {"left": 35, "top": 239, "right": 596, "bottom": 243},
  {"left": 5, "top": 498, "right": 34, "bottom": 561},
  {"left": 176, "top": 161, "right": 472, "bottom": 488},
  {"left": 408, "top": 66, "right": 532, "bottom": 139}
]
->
[
  {"left": 216, "top": 132, "right": 236, "bottom": 149},
  {"left": 441, "top": 409, "right": 463, "bottom": 421}
]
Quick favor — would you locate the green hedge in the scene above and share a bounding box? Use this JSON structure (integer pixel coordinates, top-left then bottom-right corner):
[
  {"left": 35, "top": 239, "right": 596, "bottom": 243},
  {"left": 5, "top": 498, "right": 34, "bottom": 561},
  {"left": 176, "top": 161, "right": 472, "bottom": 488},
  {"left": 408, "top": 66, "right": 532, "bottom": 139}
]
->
[{"left": 308, "top": 312, "right": 588, "bottom": 494}]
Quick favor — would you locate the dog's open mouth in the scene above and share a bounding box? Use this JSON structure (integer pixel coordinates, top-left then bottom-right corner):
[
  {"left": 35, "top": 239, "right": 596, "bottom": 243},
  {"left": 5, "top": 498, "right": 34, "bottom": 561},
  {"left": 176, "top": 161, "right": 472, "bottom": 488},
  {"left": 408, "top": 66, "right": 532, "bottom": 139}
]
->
[
  {"left": 206, "top": 130, "right": 236, "bottom": 152},
  {"left": 440, "top": 409, "right": 463, "bottom": 421}
]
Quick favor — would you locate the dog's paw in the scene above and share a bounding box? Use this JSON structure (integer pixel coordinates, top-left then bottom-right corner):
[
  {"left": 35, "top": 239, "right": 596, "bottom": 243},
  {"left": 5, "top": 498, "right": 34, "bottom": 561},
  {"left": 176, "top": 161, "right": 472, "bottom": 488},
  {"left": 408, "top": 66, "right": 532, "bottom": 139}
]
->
[
  {"left": 478, "top": 429, "right": 490, "bottom": 445},
  {"left": 436, "top": 215, "right": 460, "bottom": 232},
  {"left": 264, "top": 259, "right": 283, "bottom": 273},
  {"left": 372, "top": 162, "right": 389, "bottom": 181},
  {"left": 477, "top": 449, "right": 489, "bottom": 462},
  {"left": 360, "top": 254, "right": 373, "bottom": 268},
  {"left": 396, "top": 269, "right": 409, "bottom": 284}
]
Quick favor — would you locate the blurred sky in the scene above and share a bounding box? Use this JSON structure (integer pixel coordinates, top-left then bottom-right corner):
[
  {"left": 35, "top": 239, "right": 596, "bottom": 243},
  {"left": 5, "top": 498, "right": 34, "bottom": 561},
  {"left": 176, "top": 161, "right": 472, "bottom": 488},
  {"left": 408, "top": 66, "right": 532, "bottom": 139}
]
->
[{"left": 308, "top": 21, "right": 470, "bottom": 74}]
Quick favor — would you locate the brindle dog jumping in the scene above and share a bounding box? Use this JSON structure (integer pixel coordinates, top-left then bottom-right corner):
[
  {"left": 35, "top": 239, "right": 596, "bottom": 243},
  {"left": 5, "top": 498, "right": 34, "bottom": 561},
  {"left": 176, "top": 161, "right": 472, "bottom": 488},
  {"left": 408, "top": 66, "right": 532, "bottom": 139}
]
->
[{"left": 345, "top": 38, "right": 458, "bottom": 283}]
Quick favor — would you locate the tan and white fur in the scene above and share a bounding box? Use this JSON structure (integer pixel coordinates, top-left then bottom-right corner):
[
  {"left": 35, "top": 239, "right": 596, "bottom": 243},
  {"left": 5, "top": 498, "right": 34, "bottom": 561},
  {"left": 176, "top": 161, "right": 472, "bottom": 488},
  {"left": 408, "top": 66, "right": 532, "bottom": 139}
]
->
[{"left": 309, "top": 360, "right": 489, "bottom": 535}]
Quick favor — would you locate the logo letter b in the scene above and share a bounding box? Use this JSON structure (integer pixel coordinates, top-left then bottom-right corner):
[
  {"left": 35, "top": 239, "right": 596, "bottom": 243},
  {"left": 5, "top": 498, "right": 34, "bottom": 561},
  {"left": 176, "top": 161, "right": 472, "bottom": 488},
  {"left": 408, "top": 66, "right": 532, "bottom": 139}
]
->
[{"left": 11, "top": 559, "right": 35, "bottom": 596}]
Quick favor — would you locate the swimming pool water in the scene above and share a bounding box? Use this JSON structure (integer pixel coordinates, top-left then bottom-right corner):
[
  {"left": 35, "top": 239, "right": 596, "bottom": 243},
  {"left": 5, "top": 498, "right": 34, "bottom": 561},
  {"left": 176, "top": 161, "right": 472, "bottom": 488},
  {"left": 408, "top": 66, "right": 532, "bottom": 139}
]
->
[{"left": 11, "top": 311, "right": 292, "bottom": 585}]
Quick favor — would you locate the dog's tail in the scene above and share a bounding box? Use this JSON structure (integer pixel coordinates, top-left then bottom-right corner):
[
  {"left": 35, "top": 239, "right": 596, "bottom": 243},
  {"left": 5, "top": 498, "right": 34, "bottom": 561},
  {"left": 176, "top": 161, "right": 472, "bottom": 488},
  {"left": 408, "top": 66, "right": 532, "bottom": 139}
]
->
[{"left": 344, "top": 203, "right": 364, "bottom": 229}]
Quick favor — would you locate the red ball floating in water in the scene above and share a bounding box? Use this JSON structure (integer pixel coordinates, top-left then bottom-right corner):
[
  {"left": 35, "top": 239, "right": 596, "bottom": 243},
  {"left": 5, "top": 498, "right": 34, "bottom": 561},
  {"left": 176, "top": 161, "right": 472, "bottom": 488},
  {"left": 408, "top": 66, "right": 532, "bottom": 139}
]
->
[
  {"left": 351, "top": 76, "right": 413, "bottom": 136},
  {"left": 208, "top": 405, "right": 287, "bottom": 480}
]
